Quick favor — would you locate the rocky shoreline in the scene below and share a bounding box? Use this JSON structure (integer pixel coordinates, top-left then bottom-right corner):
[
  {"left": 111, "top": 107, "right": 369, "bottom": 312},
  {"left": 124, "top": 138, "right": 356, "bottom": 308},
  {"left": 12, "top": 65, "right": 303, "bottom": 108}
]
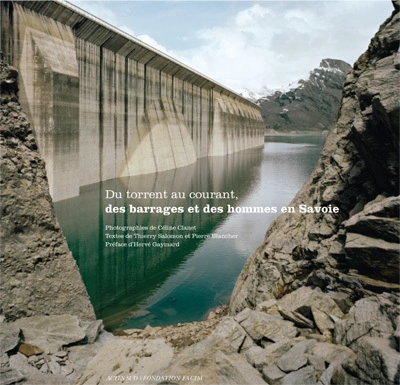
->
[
  {"left": 1, "top": 2, "right": 399, "bottom": 385},
  {"left": 264, "top": 129, "right": 328, "bottom": 136},
  {"left": 1, "top": 289, "right": 398, "bottom": 385}
]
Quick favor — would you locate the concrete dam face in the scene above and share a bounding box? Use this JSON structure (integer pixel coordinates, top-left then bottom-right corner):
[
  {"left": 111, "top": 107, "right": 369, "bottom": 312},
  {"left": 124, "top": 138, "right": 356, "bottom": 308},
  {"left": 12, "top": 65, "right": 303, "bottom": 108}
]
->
[{"left": 1, "top": 1, "right": 265, "bottom": 201}]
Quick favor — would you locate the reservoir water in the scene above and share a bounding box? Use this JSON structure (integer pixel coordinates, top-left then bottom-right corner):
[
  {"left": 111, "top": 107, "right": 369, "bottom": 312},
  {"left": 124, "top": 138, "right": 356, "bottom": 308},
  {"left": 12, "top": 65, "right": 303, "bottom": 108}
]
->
[{"left": 54, "top": 134, "right": 326, "bottom": 330}]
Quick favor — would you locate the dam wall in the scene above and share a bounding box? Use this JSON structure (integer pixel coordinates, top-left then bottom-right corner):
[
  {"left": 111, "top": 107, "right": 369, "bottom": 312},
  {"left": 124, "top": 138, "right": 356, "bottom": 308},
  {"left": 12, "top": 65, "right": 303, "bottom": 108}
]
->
[{"left": 1, "top": 0, "right": 265, "bottom": 201}]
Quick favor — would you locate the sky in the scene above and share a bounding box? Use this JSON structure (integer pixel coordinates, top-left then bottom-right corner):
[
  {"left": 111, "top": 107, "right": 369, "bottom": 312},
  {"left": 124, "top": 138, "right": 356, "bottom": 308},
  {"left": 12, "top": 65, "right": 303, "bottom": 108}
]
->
[{"left": 69, "top": 0, "right": 393, "bottom": 94}]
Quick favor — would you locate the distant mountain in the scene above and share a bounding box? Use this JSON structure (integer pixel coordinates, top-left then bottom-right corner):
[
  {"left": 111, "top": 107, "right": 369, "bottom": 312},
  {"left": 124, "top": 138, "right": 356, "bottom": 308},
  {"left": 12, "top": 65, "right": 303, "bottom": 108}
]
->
[{"left": 255, "top": 59, "right": 351, "bottom": 132}]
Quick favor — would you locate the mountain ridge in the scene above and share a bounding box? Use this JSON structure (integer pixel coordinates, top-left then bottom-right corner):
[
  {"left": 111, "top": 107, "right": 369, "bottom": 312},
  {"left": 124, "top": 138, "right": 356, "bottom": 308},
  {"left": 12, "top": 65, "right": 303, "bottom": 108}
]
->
[{"left": 243, "top": 58, "right": 351, "bottom": 132}]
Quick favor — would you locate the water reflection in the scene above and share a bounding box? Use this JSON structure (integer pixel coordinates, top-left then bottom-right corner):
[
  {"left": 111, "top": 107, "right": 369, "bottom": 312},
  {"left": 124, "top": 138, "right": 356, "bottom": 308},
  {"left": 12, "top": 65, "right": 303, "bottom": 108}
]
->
[
  {"left": 119, "top": 135, "right": 325, "bottom": 329},
  {"left": 55, "top": 135, "right": 326, "bottom": 330},
  {"left": 55, "top": 149, "right": 263, "bottom": 329}
]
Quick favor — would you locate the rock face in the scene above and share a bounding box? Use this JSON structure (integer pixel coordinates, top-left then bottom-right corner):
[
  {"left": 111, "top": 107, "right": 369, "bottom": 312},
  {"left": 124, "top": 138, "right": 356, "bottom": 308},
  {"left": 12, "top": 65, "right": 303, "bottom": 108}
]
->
[
  {"left": 230, "top": 5, "right": 399, "bottom": 314},
  {"left": 259, "top": 59, "right": 351, "bottom": 132},
  {"left": 0, "top": 53, "right": 95, "bottom": 321}
]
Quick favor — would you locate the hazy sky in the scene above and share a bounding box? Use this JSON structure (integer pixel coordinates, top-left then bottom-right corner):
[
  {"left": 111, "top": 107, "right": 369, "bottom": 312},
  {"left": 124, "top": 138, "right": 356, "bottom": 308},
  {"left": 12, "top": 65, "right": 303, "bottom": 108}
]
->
[{"left": 70, "top": 0, "right": 393, "bottom": 93}]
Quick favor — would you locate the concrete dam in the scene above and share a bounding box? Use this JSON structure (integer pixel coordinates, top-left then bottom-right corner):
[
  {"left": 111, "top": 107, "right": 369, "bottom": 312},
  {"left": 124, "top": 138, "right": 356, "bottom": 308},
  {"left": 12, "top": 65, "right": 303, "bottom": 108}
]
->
[{"left": 1, "top": 0, "right": 265, "bottom": 201}]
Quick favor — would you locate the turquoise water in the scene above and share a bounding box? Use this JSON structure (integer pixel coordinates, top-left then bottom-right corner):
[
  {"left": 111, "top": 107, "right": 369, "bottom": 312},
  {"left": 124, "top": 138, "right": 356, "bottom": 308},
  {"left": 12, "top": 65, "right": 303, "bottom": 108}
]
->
[{"left": 54, "top": 134, "right": 325, "bottom": 330}]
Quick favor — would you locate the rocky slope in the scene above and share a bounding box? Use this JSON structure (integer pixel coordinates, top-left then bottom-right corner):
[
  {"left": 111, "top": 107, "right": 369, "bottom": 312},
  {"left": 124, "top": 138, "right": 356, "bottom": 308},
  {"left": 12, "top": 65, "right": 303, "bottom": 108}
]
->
[
  {"left": 259, "top": 59, "right": 351, "bottom": 132},
  {"left": 0, "top": 53, "right": 95, "bottom": 322}
]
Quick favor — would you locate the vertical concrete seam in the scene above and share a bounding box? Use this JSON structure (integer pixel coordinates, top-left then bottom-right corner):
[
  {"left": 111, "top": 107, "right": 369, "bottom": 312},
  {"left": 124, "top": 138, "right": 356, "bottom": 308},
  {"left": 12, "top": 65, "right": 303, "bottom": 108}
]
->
[
  {"left": 113, "top": 52, "right": 118, "bottom": 177},
  {"left": 8, "top": 1, "right": 14, "bottom": 64},
  {"left": 181, "top": 79, "right": 185, "bottom": 115},
  {"left": 98, "top": 44, "right": 104, "bottom": 182},
  {"left": 191, "top": 83, "right": 194, "bottom": 137},
  {"left": 199, "top": 87, "right": 202, "bottom": 157},
  {"left": 208, "top": 88, "right": 214, "bottom": 155},
  {"left": 159, "top": 69, "right": 162, "bottom": 99},
  {"left": 164, "top": 99, "right": 177, "bottom": 169},
  {"left": 123, "top": 55, "right": 129, "bottom": 174},
  {"left": 143, "top": 62, "right": 147, "bottom": 111},
  {"left": 135, "top": 60, "right": 138, "bottom": 131}
]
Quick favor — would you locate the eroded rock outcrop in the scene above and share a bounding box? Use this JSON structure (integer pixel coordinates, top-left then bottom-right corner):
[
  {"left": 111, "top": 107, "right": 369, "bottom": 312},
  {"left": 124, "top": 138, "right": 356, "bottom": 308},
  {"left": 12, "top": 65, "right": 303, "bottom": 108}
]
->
[
  {"left": 0, "top": 53, "right": 95, "bottom": 321},
  {"left": 230, "top": 2, "right": 399, "bottom": 315}
]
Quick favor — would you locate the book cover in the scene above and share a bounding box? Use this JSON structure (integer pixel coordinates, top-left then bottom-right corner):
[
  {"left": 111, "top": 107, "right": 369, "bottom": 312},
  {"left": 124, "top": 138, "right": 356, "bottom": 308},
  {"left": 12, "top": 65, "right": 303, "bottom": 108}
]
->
[{"left": 1, "top": 1, "right": 398, "bottom": 385}]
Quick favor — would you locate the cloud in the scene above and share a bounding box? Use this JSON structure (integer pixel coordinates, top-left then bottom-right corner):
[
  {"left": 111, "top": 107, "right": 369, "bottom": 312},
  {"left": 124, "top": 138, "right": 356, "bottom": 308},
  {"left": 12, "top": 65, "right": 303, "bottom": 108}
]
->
[
  {"left": 71, "top": 1, "right": 392, "bottom": 94},
  {"left": 136, "top": 34, "right": 175, "bottom": 56},
  {"left": 73, "top": 2, "right": 177, "bottom": 57},
  {"left": 73, "top": 1, "right": 120, "bottom": 26},
  {"left": 174, "top": 2, "right": 392, "bottom": 92}
]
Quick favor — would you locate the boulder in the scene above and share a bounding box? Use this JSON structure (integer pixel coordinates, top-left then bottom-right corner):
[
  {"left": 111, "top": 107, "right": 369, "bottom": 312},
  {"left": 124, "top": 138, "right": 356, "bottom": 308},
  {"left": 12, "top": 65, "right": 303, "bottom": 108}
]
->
[
  {"left": 18, "top": 344, "right": 43, "bottom": 357},
  {"left": 334, "top": 293, "right": 398, "bottom": 346},
  {"left": 278, "top": 307, "right": 315, "bottom": 329},
  {"left": 277, "top": 339, "right": 317, "bottom": 373},
  {"left": 318, "top": 362, "right": 339, "bottom": 385},
  {"left": 0, "top": 324, "right": 20, "bottom": 355},
  {"left": 245, "top": 345, "right": 265, "bottom": 368},
  {"left": 277, "top": 287, "right": 344, "bottom": 321},
  {"left": 80, "top": 320, "right": 104, "bottom": 344},
  {"left": 349, "top": 336, "right": 400, "bottom": 385},
  {"left": 311, "top": 342, "right": 356, "bottom": 366},
  {"left": 246, "top": 339, "right": 292, "bottom": 370},
  {"left": 280, "top": 365, "right": 318, "bottom": 385},
  {"left": 9, "top": 353, "right": 38, "bottom": 377},
  {"left": 234, "top": 308, "right": 297, "bottom": 342},
  {"left": 0, "top": 353, "right": 9, "bottom": 367},
  {"left": 211, "top": 316, "right": 254, "bottom": 353},
  {"left": 307, "top": 354, "right": 325, "bottom": 378},
  {"left": 262, "top": 365, "right": 285, "bottom": 385},
  {"left": 13, "top": 315, "right": 86, "bottom": 353},
  {"left": 357, "top": 196, "right": 399, "bottom": 218},
  {"left": 0, "top": 369, "right": 24, "bottom": 385},
  {"left": 311, "top": 307, "right": 335, "bottom": 333},
  {"left": 214, "top": 350, "right": 267, "bottom": 385},
  {"left": 263, "top": 339, "right": 293, "bottom": 364}
]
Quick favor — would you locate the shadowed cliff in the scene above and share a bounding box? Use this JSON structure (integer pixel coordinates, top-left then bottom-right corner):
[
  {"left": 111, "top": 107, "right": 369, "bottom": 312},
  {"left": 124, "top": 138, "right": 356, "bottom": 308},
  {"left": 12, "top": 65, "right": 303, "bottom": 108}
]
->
[{"left": 0, "top": 53, "right": 95, "bottom": 322}]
